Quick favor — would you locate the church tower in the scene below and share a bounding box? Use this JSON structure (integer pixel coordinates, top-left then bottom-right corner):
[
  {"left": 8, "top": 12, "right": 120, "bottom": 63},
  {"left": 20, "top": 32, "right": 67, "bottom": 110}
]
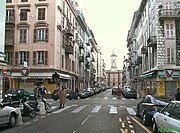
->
[{"left": 110, "top": 50, "right": 117, "bottom": 71}]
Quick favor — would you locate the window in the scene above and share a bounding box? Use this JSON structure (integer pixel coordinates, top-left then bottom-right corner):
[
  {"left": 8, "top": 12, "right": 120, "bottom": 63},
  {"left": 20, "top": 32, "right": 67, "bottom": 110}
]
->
[
  {"left": 21, "top": 0, "right": 28, "bottom": 2},
  {"left": 171, "top": 103, "right": 180, "bottom": 120},
  {"left": 167, "top": 48, "right": 175, "bottom": 64},
  {"left": 6, "top": 9, "right": 15, "bottom": 21},
  {"left": 72, "top": 61, "right": 74, "bottom": 72},
  {"left": 19, "top": 29, "right": 27, "bottom": 43},
  {"left": 162, "top": 103, "right": 174, "bottom": 116},
  {"left": 62, "top": 55, "right": 64, "bottom": 68},
  {"left": 38, "top": 8, "right": 46, "bottom": 20},
  {"left": 33, "top": 28, "right": 48, "bottom": 42},
  {"left": 5, "top": 52, "right": 13, "bottom": 65},
  {"left": 166, "top": 23, "right": 174, "bottom": 38},
  {"left": 39, "top": 0, "right": 46, "bottom": 1},
  {"left": 19, "top": 51, "right": 27, "bottom": 65},
  {"left": 33, "top": 51, "right": 48, "bottom": 65},
  {"left": 6, "top": 0, "right": 12, "bottom": 3},
  {"left": 20, "top": 9, "right": 28, "bottom": 21}
]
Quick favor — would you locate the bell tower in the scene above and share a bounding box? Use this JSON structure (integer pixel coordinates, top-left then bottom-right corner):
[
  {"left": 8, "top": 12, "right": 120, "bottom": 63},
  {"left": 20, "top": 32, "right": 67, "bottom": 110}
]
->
[{"left": 110, "top": 50, "right": 117, "bottom": 71}]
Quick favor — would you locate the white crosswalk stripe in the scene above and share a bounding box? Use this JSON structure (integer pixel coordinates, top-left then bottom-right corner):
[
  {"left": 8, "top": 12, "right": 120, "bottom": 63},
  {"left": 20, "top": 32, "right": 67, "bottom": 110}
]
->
[{"left": 52, "top": 104, "right": 136, "bottom": 115}]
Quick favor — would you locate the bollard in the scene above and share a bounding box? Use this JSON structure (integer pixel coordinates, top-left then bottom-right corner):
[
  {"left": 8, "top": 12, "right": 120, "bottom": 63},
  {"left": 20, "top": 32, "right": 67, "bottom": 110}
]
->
[
  {"left": 39, "top": 102, "right": 46, "bottom": 115},
  {"left": 16, "top": 108, "right": 23, "bottom": 125}
]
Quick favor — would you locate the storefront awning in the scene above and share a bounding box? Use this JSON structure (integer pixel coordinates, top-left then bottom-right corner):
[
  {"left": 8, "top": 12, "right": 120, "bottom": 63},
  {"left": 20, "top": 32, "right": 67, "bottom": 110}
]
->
[
  {"left": 140, "top": 72, "right": 154, "bottom": 79},
  {"left": 158, "top": 71, "right": 179, "bottom": 78},
  {"left": 53, "top": 72, "right": 71, "bottom": 79},
  {"left": 11, "top": 72, "right": 53, "bottom": 79}
]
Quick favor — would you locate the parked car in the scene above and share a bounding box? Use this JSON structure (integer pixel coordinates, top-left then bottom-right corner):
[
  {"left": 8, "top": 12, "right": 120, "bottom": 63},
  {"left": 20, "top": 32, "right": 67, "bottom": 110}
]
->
[
  {"left": 66, "top": 90, "right": 80, "bottom": 100},
  {"left": 112, "top": 86, "right": 118, "bottom": 95},
  {"left": 4, "top": 88, "right": 35, "bottom": 101},
  {"left": 121, "top": 86, "right": 137, "bottom": 98},
  {"left": 78, "top": 89, "right": 89, "bottom": 98},
  {"left": 52, "top": 89, "right": 59, "bottom": 101},
  {"left": 85, "top": 88, "right": 94, "bottom": 96},
  {"left": 0, "top": 103, "right": 19, "bottom": 127},
  {"left": 136, "top": 95, "right": 170, "bottom": 126},
  {"left": 152, "top": 101, "right": 180, "bottom": 133}
]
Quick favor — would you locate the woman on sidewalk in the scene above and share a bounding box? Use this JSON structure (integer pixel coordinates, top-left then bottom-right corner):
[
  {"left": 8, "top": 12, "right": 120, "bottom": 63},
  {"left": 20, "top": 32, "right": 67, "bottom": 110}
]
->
[{"left": 58, "top": 86, "right": 67, "bottom": 109}]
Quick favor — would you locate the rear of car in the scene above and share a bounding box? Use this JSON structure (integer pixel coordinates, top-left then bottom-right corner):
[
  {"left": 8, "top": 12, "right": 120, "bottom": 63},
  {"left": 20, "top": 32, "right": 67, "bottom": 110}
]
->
[
  {"left": 122, "top": 86, "right": 137, "bottom": 98},
  {"left": 152, "top": 101, "right": 180, "bottom": 133},
  {"left": 112, "top": 86, "right": 118, "bottom": 95}
]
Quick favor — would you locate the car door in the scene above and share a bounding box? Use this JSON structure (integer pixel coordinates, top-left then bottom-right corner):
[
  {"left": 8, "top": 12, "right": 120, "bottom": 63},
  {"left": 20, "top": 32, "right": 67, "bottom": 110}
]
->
[
  {"left": 138, "top": 97, "right": 151, "bottom": 117},
  {"left": 156, "top": 103, "right": 174, "bottom": 128},
  {"left": 0, "top": 106, "right": 9, "bottom": 124}
]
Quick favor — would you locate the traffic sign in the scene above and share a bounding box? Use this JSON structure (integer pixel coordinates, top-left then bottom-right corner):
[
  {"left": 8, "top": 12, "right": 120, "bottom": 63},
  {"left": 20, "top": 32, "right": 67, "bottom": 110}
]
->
[
  {"left": 2, "top": 69, "right": 7, "bottom": 76},
  {"left": 165, "top": 69, "right": 174, "bottom": 77},
  {"left": 20, "top": 68, "right": 29, "bottom": 77}
]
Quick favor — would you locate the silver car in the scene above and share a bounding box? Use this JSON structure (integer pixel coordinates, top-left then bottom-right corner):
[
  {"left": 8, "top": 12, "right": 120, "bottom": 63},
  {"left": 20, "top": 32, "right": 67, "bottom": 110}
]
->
[
  {"left": 0, "top": 103, "right": 19, "bottom": 127},
  {"left": 152, "top": 101, "right": 180, "bottom": 133}
]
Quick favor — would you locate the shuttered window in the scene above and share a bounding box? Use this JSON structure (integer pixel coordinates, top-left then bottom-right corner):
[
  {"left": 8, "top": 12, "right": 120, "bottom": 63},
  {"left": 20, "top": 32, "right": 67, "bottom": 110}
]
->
[
  {"left": 167, "top": 48, "right": 175, "bottom": 64},
  {"left": 33, "top": 28, "right": 48, "bottom": 42},
  {"left": 21, "top": 0, "right": 28, "bottom": 2},
  {"left": 19, "top": 29, "right": 27, "bottom": 43},
  {"left": 38, "top": 8, "right": 45, "bottom": 20},
  {"left": 20, "top": 9, "right": 28, "bottom": 21},
  {"left": 33, "top": 51, "right": 48, "bottom": 65}
]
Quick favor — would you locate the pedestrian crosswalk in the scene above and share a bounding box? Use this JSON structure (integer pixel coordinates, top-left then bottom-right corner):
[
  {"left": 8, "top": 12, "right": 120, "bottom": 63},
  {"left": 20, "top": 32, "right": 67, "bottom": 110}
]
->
[
  {"left": 83, "top": 97, "right": 136, "bottom": 100},
  {"left": 52, "top": 104, "right": 137, "bottom": 115}
]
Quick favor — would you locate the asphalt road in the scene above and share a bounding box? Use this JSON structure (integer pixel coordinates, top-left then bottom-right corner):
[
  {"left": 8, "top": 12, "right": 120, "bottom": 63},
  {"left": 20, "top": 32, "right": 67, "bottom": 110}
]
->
[{"left": 0, "top": 89, "right": 153, "bottom": 133}]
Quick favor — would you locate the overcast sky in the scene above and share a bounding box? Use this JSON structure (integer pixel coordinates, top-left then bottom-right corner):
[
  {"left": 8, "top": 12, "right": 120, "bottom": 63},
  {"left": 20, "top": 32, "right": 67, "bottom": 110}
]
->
[{"left": 75, "top": 0, "right": 141, "bottom": 70}]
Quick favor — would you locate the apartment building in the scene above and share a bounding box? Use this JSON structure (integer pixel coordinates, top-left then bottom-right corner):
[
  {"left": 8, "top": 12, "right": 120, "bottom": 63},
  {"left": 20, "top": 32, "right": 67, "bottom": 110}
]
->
[
  {"left": 127, "top": 0, "right": 180, "bottom": 97},
  {"left": 4, "top": 0, "right": 100, "bottom": 94},
  {"left": 0, "top": 0, "right": 7, "bottom": 100}
]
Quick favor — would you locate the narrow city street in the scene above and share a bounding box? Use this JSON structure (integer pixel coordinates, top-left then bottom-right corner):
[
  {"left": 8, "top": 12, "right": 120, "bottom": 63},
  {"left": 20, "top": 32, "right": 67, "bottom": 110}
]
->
[{"left": 0, "top": 89, "right": 153, "bottom": 133}]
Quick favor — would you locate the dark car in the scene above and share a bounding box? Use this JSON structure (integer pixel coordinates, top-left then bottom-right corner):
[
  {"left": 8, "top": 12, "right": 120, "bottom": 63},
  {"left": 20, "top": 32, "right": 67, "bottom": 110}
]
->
[
  {"left": 78, "top": 89, "right": 88, "bottom": 98},
  {"left": 66, "top": 90, "right": 80, "bottom": 100},
  {"left": 52, "top": 89, "right": 59, "bottom": 101},
  {"left": 112, "top": 86, "right": 118, "bottom": 95},
  {"left": 4, "top": 88, "right": 35, "bottom": 101},
  {"left": 121, "top": 86, "right": 137, "bottom": 98},
  {"left": 136, "top": 95, "right": 170, "bottom": 126}
]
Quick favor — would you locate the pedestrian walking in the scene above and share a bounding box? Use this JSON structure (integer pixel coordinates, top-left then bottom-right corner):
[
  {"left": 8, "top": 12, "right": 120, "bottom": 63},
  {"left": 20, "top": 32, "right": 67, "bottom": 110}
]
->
[
  {"left": 38, "top": 84, "right": 48, "bottom": 100},
  {"left": 58, "top": 86, "right": 67, "bottom": 109},
  {"left": 33, "top": 87, "right": 38, "bottom": 101},
  {"left": 175, "top": 88, "right": 180, "bottom": 101},
  {"left": 117, "top": 88, "right": 122, "bottom": 99}
]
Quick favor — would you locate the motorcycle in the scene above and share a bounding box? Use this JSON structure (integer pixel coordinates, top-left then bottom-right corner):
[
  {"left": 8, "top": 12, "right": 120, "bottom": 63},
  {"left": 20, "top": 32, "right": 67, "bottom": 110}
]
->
[{"left": 19, "top": 97, "right": 37, "bottom": 118}]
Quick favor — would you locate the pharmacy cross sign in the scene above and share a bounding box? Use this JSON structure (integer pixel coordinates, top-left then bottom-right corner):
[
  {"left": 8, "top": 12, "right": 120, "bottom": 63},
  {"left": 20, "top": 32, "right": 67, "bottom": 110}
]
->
[
  {"left": 20, "top": 68, "right": 29, "bottom": 77},
  {"left": 165, "top": 69, "right": 174, "bottom": 77}
]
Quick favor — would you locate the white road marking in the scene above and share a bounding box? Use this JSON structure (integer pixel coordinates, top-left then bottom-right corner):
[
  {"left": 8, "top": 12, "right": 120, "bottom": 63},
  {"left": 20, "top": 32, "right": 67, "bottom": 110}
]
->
[
  {"left": 112, "top": 97, "right": 117, "bottom": 100},
  {"left": 94, "top": 98, "right": 98, "bottom": 99},
  {"left": 126, "top": 107, "right": 136, "bottom": 115},
  {"left": 121, "top": 98, "right": 126, "bottom": 100},
  {"left": 51, "top": 106, "right": 58, "bottom": 110},
  {"left": 81, "top": 115, "right": 91, "bottom": 125},
  {"left": 104, "top": 97, "right": 108, "bottom": 99},
  {"left": 109, "top": 106, "right": 117, "bottom": 114},
  {"left": 91, "top": 105, "right": 102, "bottom": 113},
  {"left": 52, "top": 106, "right": 72, "bottom": 114},
  {"left": 71, "top": 105, "right": 87, "bottom": 113}
]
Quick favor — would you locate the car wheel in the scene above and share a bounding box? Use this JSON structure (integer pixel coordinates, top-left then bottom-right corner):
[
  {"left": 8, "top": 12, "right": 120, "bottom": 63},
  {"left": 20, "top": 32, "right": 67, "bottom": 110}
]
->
[
  {"left": 142, "top": 114, "right": 148, "bottom": 126},
  {"left": 77, "top": 96, "right": 80, "bottom": 100},
  {"left": 8, "top": 114, "right": 16, "bottom": 127},
  {"left": 152, "top": 121, "right": 159, "bottom": 133}
]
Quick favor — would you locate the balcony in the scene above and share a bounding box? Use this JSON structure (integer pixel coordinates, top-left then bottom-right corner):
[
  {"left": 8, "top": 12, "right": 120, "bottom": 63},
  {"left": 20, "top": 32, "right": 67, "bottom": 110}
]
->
[
  {"left": 141, "top": 46, "right": 148, "bottom": 54},
  {"left": 65, "top": 45, "right": 73, "bottom": 54},
  {"left": 65, "top": 28, "right": 74, "bottom": 37},
  {"left": 6, "top": 16, "right": 15, "bottom": 24},
  {"left": 147, "top": 36, "right": 157, "bottom": 47},
  {"left": 79, "top": 44, "right": 84, "bottom": 49},
  {"left": 159, "top": 9, "right": 180, "bottom": 20},
  {"left": 5, "top": 38, "right": 14, "bottom": 46},
  {"left": 79, "top": 56, "right": 84, "bottom": 62}
]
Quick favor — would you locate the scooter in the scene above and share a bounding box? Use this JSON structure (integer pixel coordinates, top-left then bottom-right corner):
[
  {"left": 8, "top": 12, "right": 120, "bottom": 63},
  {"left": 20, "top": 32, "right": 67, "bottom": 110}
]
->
[{"left": 19, "top": 97, "right": 37, "bottom": 118}]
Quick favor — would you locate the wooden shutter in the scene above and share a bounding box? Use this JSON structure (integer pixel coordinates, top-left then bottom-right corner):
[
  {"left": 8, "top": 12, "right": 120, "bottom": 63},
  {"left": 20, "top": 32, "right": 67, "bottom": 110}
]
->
[
  {"left": 15, "top": 52, "right": 18, "bottom": 65},
  {"left": 33, "top": 29, "right": 37, "bottom": 43},
  {"left": 45, "top": 51, "right": 48, "bottom": 65},
  {"left": 27, "top": 51, "right": 29, "bottom": 66},
  {"left": 33, "top": 51, "right": 36, "bottom": 65},
  {"left": 45, "top": 28, "right": 48, "bottom": 42}
]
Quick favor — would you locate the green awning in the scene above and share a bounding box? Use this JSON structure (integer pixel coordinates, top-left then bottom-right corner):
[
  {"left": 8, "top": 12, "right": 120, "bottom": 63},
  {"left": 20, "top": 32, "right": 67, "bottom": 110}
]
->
[{"left": 140, "top": 72, "right": 154, "bottom": 79}]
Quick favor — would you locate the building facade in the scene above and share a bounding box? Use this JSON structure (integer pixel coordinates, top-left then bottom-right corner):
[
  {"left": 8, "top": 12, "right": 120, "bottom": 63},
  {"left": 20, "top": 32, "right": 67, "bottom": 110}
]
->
[
  {"left": 106, "top": 52, "right": 123, "bottom": 88},
  {"left": 4, "top": 0, "right": 103, "bottom": 94},
  {"left": 0, "top": 0, "right": 7, "bottom": 101},
  {"left": 126, "top": 0, "right": 180, "bottom": 97}
]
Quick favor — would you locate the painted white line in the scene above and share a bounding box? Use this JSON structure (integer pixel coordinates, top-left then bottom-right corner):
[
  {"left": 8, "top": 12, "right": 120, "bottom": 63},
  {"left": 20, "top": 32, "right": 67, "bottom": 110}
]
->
[
  {"left": 126, "top": 107, "right": 136, "bottom": 115},
  {"left": 71, "top": 105, "right": 87, "bottom": 113},
  {"left": 81, "top": 115, "right": 91, "bottom": 125},
  {"left": 112, "top": 97, "right": 117, "bottom": 100},
  {"left": 119, "top": 118, "right": 122, "bottom": 122},
  {"left": 91, "top": 105, "right": 102, "bottom": 113},
  {"left": 53, "top": 106, "right": 71, "bottom": 114},
  {"left": 121, "top": 98, "right": 126, "bottom": 100},
  {"left": 131, "top": 99, "right": 135, "bottom": 100},
  {"left": 33, "top": 119, "right": 38, "bottom": 122},
  {"left": 129, "top": 125, "right": 134, "bottom": 128},
  {"left": 51, "top": 106, "right": 58, "bottom": 110},
  {"left": 71, "top": 104, "right": 78, "bottom": 106},
  {"left": 72, "top": 131, "right": 76, "bottom": 133},
  {"left": 24, "top": 122, "right": 31, "bottom": 125},
  {"left": 104, "top": 97, "right": 108, "bottom": 99},
  {"left": 109, "top": 106, "right": 117, "bottom": 114},
  {"left": 122, "top": 123, "right": 125, "bottom": 128},
  {"left": 94, "top": 98, "right": 98, "bottom": 99}
]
